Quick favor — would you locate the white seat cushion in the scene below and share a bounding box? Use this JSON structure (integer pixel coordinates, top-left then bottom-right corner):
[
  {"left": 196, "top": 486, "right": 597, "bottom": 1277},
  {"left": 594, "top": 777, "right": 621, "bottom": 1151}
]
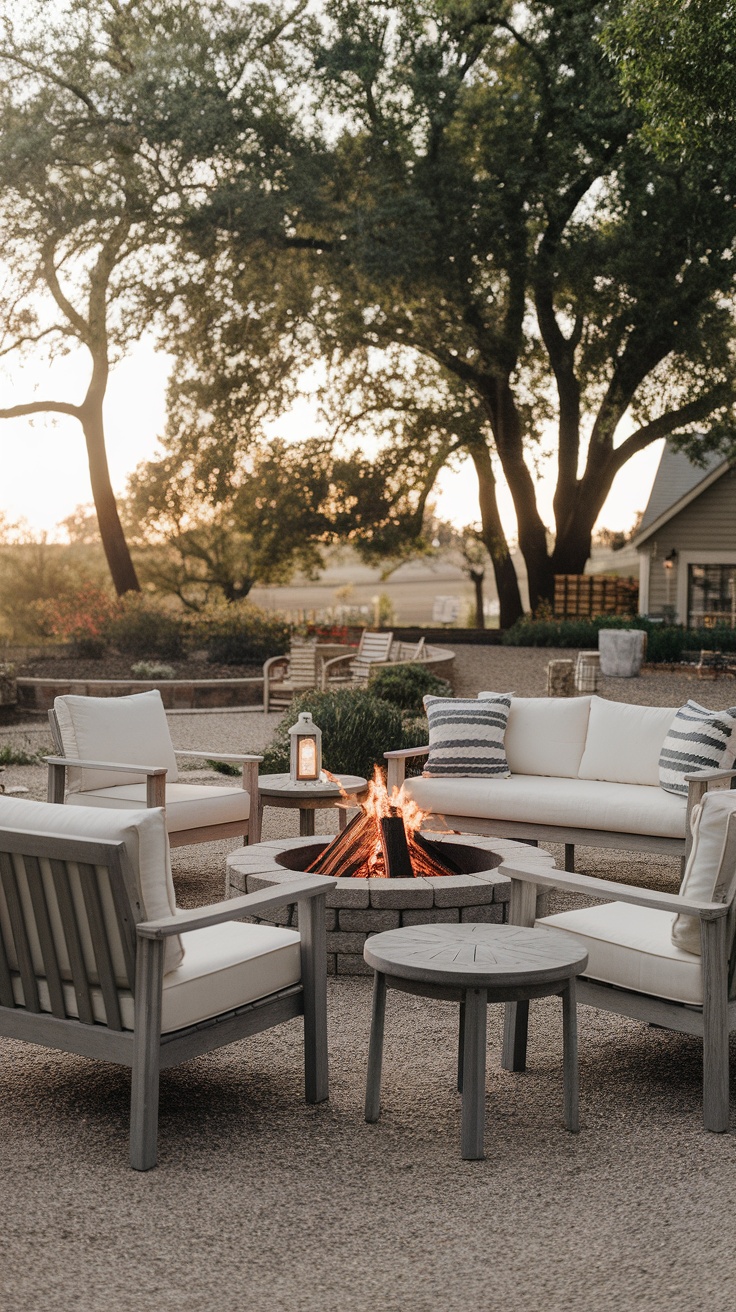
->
[
  {"left": 67, "top": 782, "right": 250, "bottom": 833},
  {"left": 479, "top": 694, "right": 591, "bottom": 778},
  {"left": 12, "top": 920, "right": 302, "bottom": 1032},
  {"left": 403, "top": 774, "right": 687, "bottom": 839},
  {"left": 577, "top": 697, "right": 677, "bottom": 786},
  {"left": 536, "top": 903, "right": 703, "bottom": 1005},
  {"left": 0, "top": 794, "right": 183, "bottom": 974},
  {"left": 55, "top": 690, "right": 179, "bottom": 793}
]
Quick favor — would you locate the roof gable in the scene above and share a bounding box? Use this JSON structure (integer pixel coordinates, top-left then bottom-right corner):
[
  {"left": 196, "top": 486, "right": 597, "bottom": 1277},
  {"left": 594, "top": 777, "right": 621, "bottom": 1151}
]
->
[{"left": 632, "top": 442, "right": 730, "bottom": 547}]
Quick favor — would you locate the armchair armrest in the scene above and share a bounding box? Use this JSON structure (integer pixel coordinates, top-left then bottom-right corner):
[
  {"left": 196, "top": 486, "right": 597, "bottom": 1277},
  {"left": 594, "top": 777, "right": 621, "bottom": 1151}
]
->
[
  {"left": 173, "top": 750, "right": 262, "bottom": 764},
  {"left": 137, "top": 875, "right": 336, "bottom": 938},
  {"left": 498, "top": 857, "right": 730, "bottom": 920},
  {"left": 321, "top": 651, "right": 357, "bottom": 687},
  {"left": 45, "top": 755, "right": 168, "bottom": 807},
  {"left": 384, "top": 744, "right": 429, "bottom": 791},
  {"left": 263, "top": 654, "right": 288, "bottom": 677}
]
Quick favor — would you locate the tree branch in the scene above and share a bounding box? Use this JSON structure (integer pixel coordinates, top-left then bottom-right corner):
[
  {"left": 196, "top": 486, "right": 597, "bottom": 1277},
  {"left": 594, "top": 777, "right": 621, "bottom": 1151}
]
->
[
  {"left": 610, "top": 388, "right": 735, "bottom": 473},
  {"left": 0, "top": 400, "right": 81, "bottom": 420}
]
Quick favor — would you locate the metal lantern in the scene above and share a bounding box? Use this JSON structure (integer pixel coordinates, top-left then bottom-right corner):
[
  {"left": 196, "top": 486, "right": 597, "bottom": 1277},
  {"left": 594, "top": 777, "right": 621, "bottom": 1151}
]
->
[{"left": 289, "top": 711, "right": 322, "bottom": 783}]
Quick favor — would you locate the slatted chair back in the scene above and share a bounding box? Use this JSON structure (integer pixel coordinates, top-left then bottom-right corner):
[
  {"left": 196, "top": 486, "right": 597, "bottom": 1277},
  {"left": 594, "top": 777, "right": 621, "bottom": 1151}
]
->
[
  {"left": 288, "top": 636, "right": 319, "bottom": 690},
  {"left": 356, "top": 630, "right": 394, "bottom": 663},
  {"left": 0, "top": 827, "right": 140, "bottom": 1032}
]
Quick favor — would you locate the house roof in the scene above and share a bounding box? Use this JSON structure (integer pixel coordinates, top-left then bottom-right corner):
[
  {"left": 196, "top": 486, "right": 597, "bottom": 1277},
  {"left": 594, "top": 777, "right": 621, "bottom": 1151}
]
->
[{"left": 632, "top": 441, "right": 730, "bottom": 548}]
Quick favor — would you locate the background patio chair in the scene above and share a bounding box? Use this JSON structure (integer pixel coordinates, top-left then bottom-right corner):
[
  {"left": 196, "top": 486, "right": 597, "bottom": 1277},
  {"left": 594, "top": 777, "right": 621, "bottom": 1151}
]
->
[
  {"left": 45, "top": 689, "right": 262, "bottom": 846},
  {"left": 321, "top": 630, "right": 394, "bottom": 688},
  {"left": 262, "top": 635, "right": 320, "bottom": 712},
  {"left": 500, "top": 785, "right": 736, "bottom": 1132},
  {"left": 0, "top": 795, "right": 333, "bottom": 1169}
]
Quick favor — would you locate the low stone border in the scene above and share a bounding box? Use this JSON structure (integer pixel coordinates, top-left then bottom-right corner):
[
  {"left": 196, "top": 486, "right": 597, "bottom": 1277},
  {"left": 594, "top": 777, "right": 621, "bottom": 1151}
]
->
[
  {"left": 227, "top": 833, "right": 555, "bottom": 976},
  {"left": 17, "top": 675, "right": 263, "bottom": 713}
]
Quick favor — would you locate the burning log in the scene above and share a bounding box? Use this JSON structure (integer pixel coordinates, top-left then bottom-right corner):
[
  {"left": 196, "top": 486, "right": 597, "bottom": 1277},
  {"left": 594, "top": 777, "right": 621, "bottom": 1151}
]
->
[
  {"left": 305, "top": 811, "right": 377, "bottom": 879},
  {"left": 379, "top": 812, "right": 413, "bottom": 878},
  {"left": 408, "top": 830, "right": 464, "bottom": 878},
  {"left": 304, "top": 766, "right": 460, "bottom": 879}
]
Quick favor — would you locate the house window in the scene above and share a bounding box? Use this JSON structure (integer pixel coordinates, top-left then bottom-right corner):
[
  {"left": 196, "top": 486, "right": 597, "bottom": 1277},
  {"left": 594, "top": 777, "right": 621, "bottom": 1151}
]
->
[{"left": 688, "top": 564, "right": 736, "bottom": 627}]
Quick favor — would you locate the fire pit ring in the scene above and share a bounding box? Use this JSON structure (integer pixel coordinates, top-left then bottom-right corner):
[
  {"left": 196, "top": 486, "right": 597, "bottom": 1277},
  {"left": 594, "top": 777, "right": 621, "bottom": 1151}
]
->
[{"left": 226, "top": 833, "right": 556, "bottom": 976}]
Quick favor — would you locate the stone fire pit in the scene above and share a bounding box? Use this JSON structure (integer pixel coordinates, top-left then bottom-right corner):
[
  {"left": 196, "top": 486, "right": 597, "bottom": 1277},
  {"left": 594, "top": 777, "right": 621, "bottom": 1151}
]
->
[{"left": 226, "top": 833, "right": 555, "bottom": 975}]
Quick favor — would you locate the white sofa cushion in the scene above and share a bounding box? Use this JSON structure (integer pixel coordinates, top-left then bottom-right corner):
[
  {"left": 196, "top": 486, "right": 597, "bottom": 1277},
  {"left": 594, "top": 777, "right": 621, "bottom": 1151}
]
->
[
  {"left": 672, "top": 789, "right": 736, "bottom": 954},
  {"left": 577, "top": 697, "right": 677, "bottom": 786},
  {"left": 659, "top": 700, "right": 736, "bottom": 796},
  {"left": 0, "top": 794, "right": 183, "bottom": 977},
  {"left": 404, "top": 774, "right": 686, "bottom": 839},
  {"left": 537, "top": 903, "right": 703, "bottom": 1005},
  {"left": 11, "top": 920, "right": 302, "bottom": 1032},
  {"left": 54, "top": 690, "right": 179, "bottom": 794},
  {"left": 422, "top": 694, "right": 511, "bottom": 777},
  {"left": 480, "top": 694, "right": 591, "bottom": 778},
  {"left": 67, "top": 782, "right": 250, "bottom": 833}
]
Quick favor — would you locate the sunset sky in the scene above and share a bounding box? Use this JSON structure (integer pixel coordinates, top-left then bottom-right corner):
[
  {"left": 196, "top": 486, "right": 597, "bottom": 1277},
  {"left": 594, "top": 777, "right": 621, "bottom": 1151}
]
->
[{"left": 0, "top": 339, "right": 663, "bottom": 542}]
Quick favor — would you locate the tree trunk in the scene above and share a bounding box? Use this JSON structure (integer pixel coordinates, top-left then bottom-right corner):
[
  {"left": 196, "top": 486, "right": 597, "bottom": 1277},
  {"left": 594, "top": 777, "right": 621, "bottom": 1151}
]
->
[
  {"left": 467, "top": 441, "right": 523, "bottom": 628},
  {"left": 470, "top": 569, "right": 485, "bottom": 629},
  {"left": 81, "top": 402, "right": 140, "bottom": 595}
]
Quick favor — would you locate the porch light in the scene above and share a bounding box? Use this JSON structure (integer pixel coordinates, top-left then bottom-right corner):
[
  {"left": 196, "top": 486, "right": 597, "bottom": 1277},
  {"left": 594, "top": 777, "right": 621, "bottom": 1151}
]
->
[
  {"left": 663, "top": 549, "right": 678, "bottom": 571},
  {"left": 289, "top": 712, "right": 322, "bottom": 783}
]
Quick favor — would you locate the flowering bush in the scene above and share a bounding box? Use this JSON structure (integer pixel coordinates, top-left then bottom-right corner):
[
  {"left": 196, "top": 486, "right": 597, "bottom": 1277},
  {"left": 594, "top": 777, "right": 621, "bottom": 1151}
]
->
[{"left": 34, "top": 584, "right": 120, "bottom": 657}]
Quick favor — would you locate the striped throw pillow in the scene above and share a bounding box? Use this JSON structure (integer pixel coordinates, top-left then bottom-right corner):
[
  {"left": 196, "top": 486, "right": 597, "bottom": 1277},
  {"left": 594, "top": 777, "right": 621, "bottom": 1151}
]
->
[
  {"left": 422, "top": 694, "right": 512, "bottom": 778},
  {"left": 659, "top": 700, "right": 736, "bottom": 796}
]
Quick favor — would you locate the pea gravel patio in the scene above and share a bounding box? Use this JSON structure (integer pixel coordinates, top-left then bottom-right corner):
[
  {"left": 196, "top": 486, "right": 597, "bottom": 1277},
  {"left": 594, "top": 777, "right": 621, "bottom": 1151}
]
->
[{"left": 1, "top": 647, "right": 734, "bottom": 1312}]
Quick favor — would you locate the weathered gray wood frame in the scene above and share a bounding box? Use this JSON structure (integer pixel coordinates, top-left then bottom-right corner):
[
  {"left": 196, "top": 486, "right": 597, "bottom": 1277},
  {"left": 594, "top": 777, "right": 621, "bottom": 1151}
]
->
[
  {"left": 499, "top": 818, "right": 736, "bottom": 1132},
  {"left": 0, "top": 822, "right": 333, "bottom": 1169},
  {"left": 45, "top": 707, "right": 263, "bottom": 845},
  {"left": 385, "top": 746, "right": 736, "bottom": 867}
]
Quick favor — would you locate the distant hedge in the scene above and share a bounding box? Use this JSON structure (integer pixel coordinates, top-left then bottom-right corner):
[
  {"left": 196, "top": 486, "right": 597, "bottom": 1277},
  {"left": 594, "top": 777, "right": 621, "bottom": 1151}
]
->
[{"left": 501, "top": 615, "right": 736, "bottom": 664}]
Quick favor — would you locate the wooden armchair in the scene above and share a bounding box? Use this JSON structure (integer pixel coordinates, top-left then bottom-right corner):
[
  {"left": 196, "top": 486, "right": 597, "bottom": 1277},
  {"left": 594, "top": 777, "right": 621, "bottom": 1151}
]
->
[
  {"left": 322, "top": 630, "right": 394, "bottom": 689},
  {"left": 500, "top": 786, "right": 736, "bottom": 1132},
  {"left": 263, "top": 635, "right": 320, "bottom": 713},
  {"left": 0, "top": 795, "right": 334, "bottom": 1169},
  {"left": 45, "top": 689, "right": 262, "bottom": 846}
]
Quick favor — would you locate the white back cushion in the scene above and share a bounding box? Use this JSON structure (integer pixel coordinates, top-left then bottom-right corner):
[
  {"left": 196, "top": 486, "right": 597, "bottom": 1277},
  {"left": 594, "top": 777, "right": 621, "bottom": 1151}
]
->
[
  {"left": 578, "top": 697, "right": 678, "bottom": 786},
  {"left": 55, "top": 690, "right": 179, "bottom": 793},
  {"left": 0, "top": 794, "right": 183, "bottom": 976},
  {"left": 672, "top": 789, "right": 736, "bottom": 956},
  {"left": 485, "top": 695, "right": 591, "bottom": 778}
]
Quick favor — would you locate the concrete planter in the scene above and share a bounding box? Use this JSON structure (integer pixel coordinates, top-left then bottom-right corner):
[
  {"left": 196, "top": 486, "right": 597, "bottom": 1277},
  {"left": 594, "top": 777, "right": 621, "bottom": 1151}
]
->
[{"left": 598, "top": 629, "right": 646, "bottom": 678}]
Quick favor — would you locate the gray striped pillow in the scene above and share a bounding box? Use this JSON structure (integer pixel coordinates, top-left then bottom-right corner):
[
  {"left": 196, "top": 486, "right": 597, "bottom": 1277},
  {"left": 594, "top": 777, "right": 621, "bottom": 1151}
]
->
[
  {"left": 422, "top": 694, "right": 512, "bottom": 778},
  {"left": 659, "top": 700, "right": 736, "bottom": 796}
]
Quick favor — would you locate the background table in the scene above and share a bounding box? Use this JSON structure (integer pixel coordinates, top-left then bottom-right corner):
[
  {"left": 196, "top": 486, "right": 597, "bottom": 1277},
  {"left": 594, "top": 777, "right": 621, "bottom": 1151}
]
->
[
  {"left": 363, "top": 922, "right": 589, "bottom": 1160},
  {"left": 256, "top": 773, "right": 368, "bottom": 837}
]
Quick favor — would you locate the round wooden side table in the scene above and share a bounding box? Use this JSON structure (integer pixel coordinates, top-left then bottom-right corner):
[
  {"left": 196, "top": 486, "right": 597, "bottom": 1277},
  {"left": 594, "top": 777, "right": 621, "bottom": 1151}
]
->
[
  {"left": 363, "top": 922, "right": 589, "bottom": 1160},
  {"left": 256, "top": 773, "right": 369, "bottom": 837}
]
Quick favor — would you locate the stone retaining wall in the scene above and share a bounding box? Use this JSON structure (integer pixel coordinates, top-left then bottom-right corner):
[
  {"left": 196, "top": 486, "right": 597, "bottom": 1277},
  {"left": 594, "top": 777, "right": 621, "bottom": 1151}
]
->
[
  {"left": 227, "top": 834, "right": 555, "bottom": 976},
  {"left": 17, "top": 675, "right": 263, "bottom": 713}
]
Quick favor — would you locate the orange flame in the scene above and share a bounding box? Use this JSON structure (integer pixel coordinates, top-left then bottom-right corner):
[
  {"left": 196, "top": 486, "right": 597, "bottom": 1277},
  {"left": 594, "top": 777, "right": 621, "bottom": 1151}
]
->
[{"left": 319, "top": 766, "right": 448, "bottom": 878}]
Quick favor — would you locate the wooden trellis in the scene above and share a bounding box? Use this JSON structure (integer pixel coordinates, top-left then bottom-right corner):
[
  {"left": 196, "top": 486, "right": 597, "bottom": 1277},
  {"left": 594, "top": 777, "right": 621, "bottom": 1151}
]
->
[{"left": 553, "top": 575, "right": 639, "bottom": 620}]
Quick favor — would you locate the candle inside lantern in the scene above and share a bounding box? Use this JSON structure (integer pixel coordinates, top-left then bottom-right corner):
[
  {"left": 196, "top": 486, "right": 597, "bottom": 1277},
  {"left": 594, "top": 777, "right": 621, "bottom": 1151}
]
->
[{"left": 297, "top": 735, "right": 318, "bottom": 779}]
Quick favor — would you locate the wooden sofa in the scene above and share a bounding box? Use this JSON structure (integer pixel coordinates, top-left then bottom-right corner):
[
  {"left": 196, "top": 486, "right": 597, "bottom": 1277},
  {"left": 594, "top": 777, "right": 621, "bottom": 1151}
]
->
[{"left": 386, "top": 695, "right": 736, "bottom": 870}]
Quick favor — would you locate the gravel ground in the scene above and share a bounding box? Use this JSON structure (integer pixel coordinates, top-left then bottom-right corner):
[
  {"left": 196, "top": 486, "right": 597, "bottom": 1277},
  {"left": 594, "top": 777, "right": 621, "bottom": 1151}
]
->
[{"left": 1, "top": 650, "right": 735, "bottom": 1312}]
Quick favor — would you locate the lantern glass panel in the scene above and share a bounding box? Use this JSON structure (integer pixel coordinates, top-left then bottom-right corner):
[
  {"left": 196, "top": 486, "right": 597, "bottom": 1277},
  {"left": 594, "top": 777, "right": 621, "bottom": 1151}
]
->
[{"left": 297, "top": 735, "right": 318, "bottom": 780}]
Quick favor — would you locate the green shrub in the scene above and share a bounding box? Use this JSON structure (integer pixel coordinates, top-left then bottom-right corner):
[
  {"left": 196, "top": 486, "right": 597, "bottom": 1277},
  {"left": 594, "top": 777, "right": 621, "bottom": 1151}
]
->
[
  {"left": 501, "top": 614, "right": 736, "bottom": 664},
  {"left": 0, "top": 744, "right": 41, "bottom": 766},
  {"left": 201, "top": 602, "right": 290, "bottom": 665},
  {"left": 262, "top": 688, "right": 428, "bottom": 780},
  {"left": 130, "top": 660, "right": 177, "bottom": 680},
  {"left": 105, "top": 596, "right": 187, "bottom": 659},
  {"left": 369, "top": 662, "right": 452, "bottom": 713}
]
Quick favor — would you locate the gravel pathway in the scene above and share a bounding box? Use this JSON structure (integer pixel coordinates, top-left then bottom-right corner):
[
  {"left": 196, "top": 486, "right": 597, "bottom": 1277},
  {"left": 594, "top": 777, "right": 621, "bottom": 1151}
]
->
[{"left": 1, "top": 654, "right": 735, "bottom": 1311}]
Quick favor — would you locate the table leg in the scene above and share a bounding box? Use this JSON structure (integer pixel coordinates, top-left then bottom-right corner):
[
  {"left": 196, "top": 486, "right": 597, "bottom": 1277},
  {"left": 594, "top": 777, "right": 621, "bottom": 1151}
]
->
[
  {"left": 502, "top": 1000, "right": 529, "bottom": 1072},
  {"left": 299, "top": 807, "right": 316, "bottom": 837},
  {"left": 365, "top": 972, "right": 387, "bottom": 1124},
  {"left": 457, "top": 1000, "right": 465, "bottom": 1092},
  {"left": 460, "top": 987, "right": 487, "bottom": 1160},
  {"left": 338, "top": 807, "right": 348, "bottom": 832},
  {"left": 562, "top": 978, "right": 580, "bottom": 1133}
]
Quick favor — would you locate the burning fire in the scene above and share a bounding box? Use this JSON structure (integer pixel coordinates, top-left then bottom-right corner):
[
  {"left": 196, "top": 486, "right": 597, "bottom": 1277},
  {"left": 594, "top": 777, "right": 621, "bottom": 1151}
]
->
[{"left": 308, "top": 767, "right": 459, "bottom": 880}]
